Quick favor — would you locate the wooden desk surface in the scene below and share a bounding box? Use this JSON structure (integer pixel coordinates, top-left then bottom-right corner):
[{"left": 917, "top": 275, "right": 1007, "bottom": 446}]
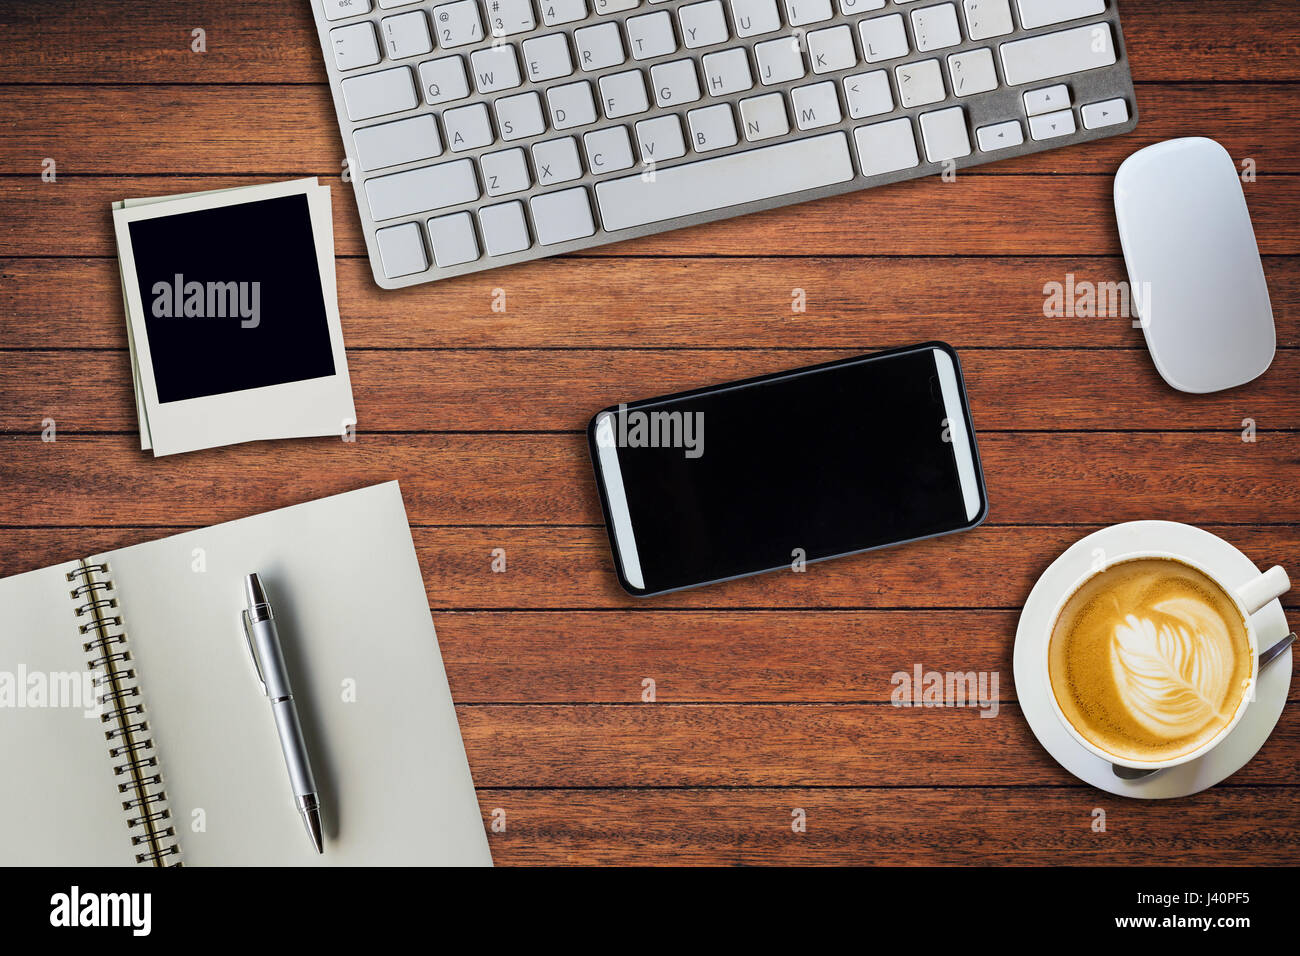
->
[{"left": 1, "top": 1, "right": 1297, "bottom": 865}]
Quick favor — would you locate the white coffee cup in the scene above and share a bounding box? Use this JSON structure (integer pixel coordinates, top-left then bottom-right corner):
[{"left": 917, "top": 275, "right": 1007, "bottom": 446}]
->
[{"left": 1042, "top": 551, "right": 1290, "bottom": 770}]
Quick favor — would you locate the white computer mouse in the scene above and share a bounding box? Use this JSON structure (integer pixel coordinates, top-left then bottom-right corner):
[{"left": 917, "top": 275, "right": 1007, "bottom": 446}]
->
[{"left": 1114, "top": 136, "right": 1275, "bottom": 393}]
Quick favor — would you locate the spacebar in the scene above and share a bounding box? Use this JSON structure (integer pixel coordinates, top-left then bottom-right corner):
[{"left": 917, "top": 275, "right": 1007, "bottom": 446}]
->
[{"left": 595, "top": 132, "right": 854, "bottom": 231}]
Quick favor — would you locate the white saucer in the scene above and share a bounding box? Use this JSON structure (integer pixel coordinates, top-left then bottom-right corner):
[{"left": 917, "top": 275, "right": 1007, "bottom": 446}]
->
[{"left": 1013, "top": 521, "right": 1292, "bottom": 799}]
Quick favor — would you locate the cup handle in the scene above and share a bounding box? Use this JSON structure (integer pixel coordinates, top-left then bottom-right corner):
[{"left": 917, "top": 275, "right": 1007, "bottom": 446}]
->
[{"left": 1235, "top": 566, "right": 1291, "bottom": 616}]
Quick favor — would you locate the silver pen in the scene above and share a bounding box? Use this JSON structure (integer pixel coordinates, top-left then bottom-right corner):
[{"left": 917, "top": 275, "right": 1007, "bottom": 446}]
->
[{"left": 241, "top": 572, "right": 325, "bottom": 854}]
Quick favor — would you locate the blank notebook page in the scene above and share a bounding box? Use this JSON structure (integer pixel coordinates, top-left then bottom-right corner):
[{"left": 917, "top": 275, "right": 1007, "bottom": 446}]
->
[{"left": 101, "top": 482, "right": 490, "bottom": 865}]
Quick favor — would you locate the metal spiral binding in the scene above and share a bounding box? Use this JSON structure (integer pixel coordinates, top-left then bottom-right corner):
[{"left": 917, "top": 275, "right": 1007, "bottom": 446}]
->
[{"left": 69, "top": 559, "right": 182, "bottom": 867}]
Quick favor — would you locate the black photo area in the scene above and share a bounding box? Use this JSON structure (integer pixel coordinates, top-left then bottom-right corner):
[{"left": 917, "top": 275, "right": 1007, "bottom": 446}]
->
[{"left": 128, "top": 194, "right": 335, "bottom": 404}]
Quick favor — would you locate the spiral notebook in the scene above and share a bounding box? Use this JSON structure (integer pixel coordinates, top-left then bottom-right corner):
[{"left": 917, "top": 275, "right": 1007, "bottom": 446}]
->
[{"left": 0, "top": 482, "right": 491, "bottom": 866}]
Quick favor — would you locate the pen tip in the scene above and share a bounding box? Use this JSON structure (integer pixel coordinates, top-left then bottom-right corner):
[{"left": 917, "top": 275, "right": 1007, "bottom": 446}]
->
[
  {"left": 245, "top": 572, "right": 269, "bottom": 608},
  {"left": 304, "top": 806, "right": 324, "bottom": 854}
]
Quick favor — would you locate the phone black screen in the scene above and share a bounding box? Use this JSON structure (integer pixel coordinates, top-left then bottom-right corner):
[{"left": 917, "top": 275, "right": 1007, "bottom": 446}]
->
[{"left": 591, "top": 346, "right": 986, "bottom": 595}]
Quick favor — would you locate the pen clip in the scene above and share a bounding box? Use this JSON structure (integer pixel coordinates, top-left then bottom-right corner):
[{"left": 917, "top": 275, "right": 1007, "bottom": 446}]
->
[{"left": 241, "top": 609, "right": 267, "bottom": 695}]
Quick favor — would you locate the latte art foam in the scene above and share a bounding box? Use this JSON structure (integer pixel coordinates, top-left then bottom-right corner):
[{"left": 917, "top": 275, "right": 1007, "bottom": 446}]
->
[{"left": 1049, "top": 558, "right": 1254, "bottom": 763}]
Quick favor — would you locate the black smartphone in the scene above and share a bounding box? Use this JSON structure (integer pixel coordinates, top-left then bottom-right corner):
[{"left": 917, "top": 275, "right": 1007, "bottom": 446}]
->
[{"left": 587, "top": 343, "right": 988, "bottom": 596}]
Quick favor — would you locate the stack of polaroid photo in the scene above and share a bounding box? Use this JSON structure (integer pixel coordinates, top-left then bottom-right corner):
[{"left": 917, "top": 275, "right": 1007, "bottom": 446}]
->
[{"left": 111, "top": 178, "right": 356, "bottom": 457}]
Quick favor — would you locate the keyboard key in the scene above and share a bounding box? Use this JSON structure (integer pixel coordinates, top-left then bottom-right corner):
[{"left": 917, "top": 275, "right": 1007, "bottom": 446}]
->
[
  {"left": 627, "top": 11, "right": 678, "bottom": 59},
  {"left": 975, "top": 118, "right": 1023, "bottom": 149},
  {"left": 375, "top": 222, "right": 427, "bottom": 278},
  {"left": 784, "top": 0, "right": 834, "bottom": 25},
  {"left": 443, "top": 103, "right": 494, "bottom": 150},
  {"left": 962, "top": 0, "right": 1013, "bottom": 40},
  {"left": 791, "top": 81, "right": 841, "bottom": 130},
  {"left": 839, "top": 0, "right": 886, "bottom": 10},
  {"left": 364, "top": 158, "right": 479, "bottom": 220},
  {"left": 427, "top": 211, "right": 480, "bottom": 266},
  {"left": 532, "top": 136, "right": 584, "bottom": 183},
  {"left": 584, "top": 125, "right": 636, "bottom": 171},
  {"left": 843, "top": 69, "right": 892, "bottom": 118},
  {"left": 1016, "top": 0, "right": 1105, "bottom": 30},
  {"left": 947, "top": 47, "right": 997, "bottom": 95},
  {"left": 330, "top": 23, "right": 380, "bottom": 71},
  {"left": 754, "top": 37, "right": 805, "bottom": 84},
  {"left": 418, "top": 56, "right": 470, "bottom": 105},
  {"left": 496, "top": 90, "right": 547, "bottom": 140},
  {"left": 687, "top": 103, "right": 737, "bottom": 151},
  {"left": 479, "top": 201, "right": 532, "bottom": 255},
  {"left": 807, "top": 25, "right": 856, "bottom": 74},
  {"left": 480, "top": 147, "right": 532, "bottom": 195},
  {"left": 575, "top": 22, "right": 626, "bottom": 70},
  {"left": 919, "top": 105, "right": 971, "bottom": 161},
  {"left": 853, "top": 117, "right": 919, "bottom": 176},
  {"left": 431, "top": 0, "right": 484, "bottom": 47},
  {"left": 679, "top": 1, "right": 730, "bottom": 49},
  {"left": 1023, "top": 83, "right": 1069, "bottom": 115},
  {"left": 651, "top": 59, "right": 702, "bottom": 106},
  {"left": 636, "top": 115, "right": 687, "bottom": 161},
  {"left": 896, "top": 58, "right": 944, "bottom": 108},
  {"left": 547, "top": 80, "right": 598, "bottom": 128},
  {"left": 341, "top": 66, "right": 418, "bottom": 121},
  {"left": 597, "top": 132, "right": 853, "bottom": 230},
  {"left": 911, "top": 3, "right": 962, "bottom": 52},
  {"left": 523, "top": 33, "right": 575, "bottom": 81},
  {"left": 471, "top": 45, "right": 522, "bottom": 93},
  {"left": 595, "top": 0, "right": 641, "bottom": 12},
  {"left": 739, "top": 92, "right": 789, "bottom": 140},
  {"left": 541, "top": 0, "right": 587, "bottom": 24},
  {"left": 1028, "top": 106, "right": 1076, "bottom": 139},
  {"left": 353, "top": 115, "right": 442, "bottom": 171},
  {"left": 730, "top": 0, "right": 781, "bottom": 38},
  {"left": 859, "top": 14, "right": 909, "bottom": 62},
  {"left": 702, "top": 48, "right": 753, "bottom": 95},
  {"left": 324, "top": 0, "right": 373, "bottom": 20},
  {"left": 488, "top": 0, "right": 538, "bottom": 36},
  {"left": 1000, "top": 22, "right": 1117, "bottom": 86},
  {"left": 379, "top": 11, "right": 433, "bottom": 58},
  {"left": 531, "top": 187, "right": 597, "bottom": 244},
  {"left": 1081, "top": 97, "right": 1128, "bottom": 129},
  {"left": 599, "top": 70, "right": 651, "bottom": 118}
]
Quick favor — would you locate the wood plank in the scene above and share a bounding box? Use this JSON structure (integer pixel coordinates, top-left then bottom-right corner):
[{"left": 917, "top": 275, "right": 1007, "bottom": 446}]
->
[
  {"left": 433, "top": 609, "right": 1296, "bottom": 704},
  {"left": 0, "top": 433, "right": 1294, "bottom": 528},
  {"left": 3, "top": 83, "right": 1296, "bottom": 177},
  {"left": 475, "top": 787, "right": 1300, "bottom": 865},
  {"left": 1, "top": 525, "right": 1296, "bottom": 611},
  {"left": 3, "top": 1, "right": 1297, "bottom": 84},
  {"left": 3, "top": 347, "right": 1297, "bottom": 434},
  {"left": 454, "top": 703, "right": 1300, "bottom": 787},
  {"left": 4, "top": 255, "right": 1299, "bottom": 350},
  {"left": 6, "top": 170, "right": 1297, "bottom": 262}
]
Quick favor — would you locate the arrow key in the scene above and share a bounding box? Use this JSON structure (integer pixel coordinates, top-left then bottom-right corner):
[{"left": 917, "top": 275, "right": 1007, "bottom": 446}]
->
[
  {"left": 1023, "top": 84, "right": 1070, "bottom": 116},
  {"left": 975, "top": 119, "right": 1023, "bottom": 151},
  {"left": 1028, "top": 107, "right": 1076, "bottom": 140},
  {"left": 1081, "top": 97, "right": 1130, "bottom": 130}
]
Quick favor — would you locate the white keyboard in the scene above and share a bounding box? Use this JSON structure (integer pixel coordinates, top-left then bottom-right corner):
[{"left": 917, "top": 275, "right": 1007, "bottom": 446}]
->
[{"left": 311, "top": 0, "right": 1136, "bottom": 288}]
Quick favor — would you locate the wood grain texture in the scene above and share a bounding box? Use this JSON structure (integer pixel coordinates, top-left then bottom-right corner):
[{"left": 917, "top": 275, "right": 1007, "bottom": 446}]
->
[
  {"left": 0, "top": 434, "right": 1295, "bottom": 528},
  {"left": 3, "top": 255, "right": 1299, "bottom": 349},
  {"left": 473, "top": 787, "right": 1300, "bottom": 865},
  {"left": 1, "top": 348, "right": 1297, "bottom": 433},
  {"left": 1, "top": 1, "right": 1297, "bottom": 865},
  {"left": 1, "top": 525, "right": 1298, "bottom": 613}
]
